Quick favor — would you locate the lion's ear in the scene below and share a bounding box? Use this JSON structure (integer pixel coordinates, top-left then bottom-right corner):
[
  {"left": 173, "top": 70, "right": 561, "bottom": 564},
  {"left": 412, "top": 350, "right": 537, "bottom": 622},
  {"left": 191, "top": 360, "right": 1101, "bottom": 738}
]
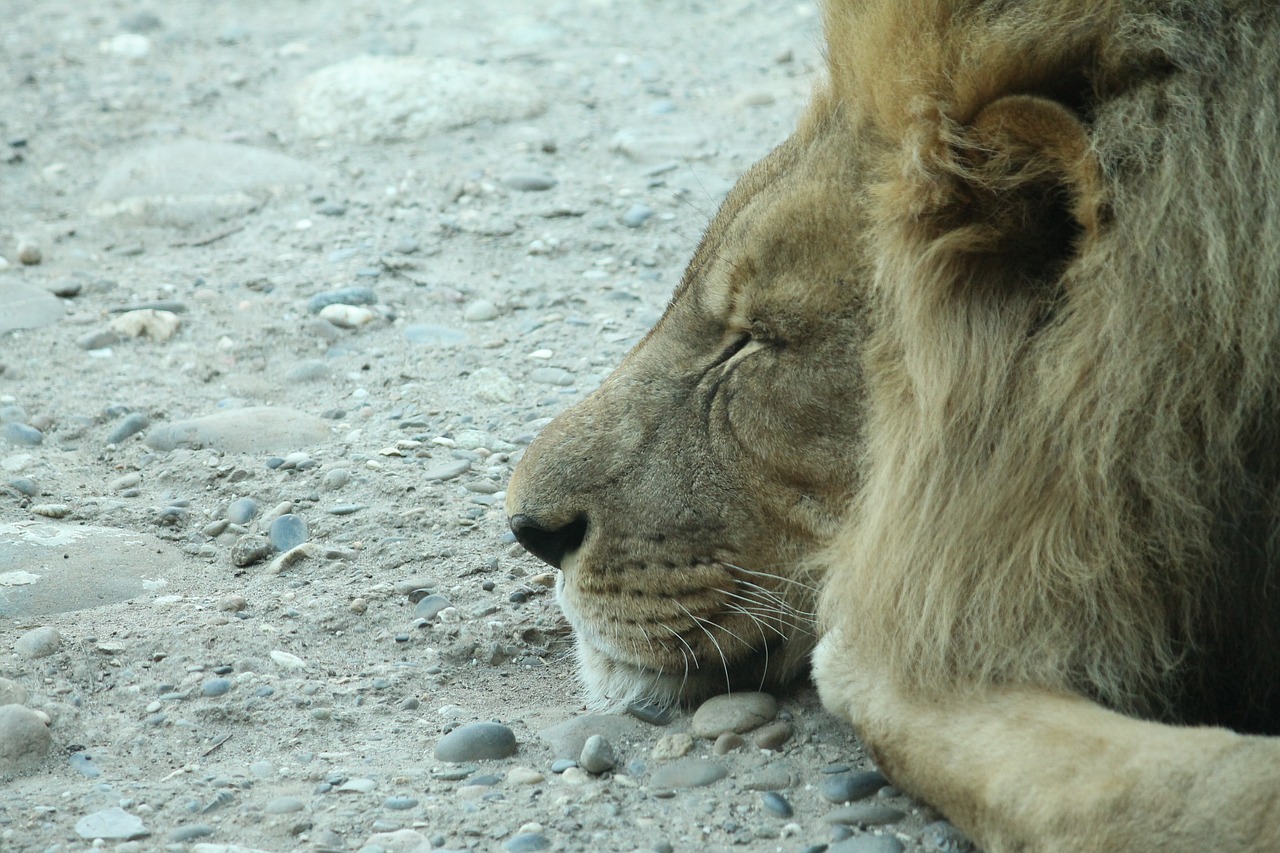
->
[{"left": 909, "top": 94, "right": 1106, "bottom": 287}]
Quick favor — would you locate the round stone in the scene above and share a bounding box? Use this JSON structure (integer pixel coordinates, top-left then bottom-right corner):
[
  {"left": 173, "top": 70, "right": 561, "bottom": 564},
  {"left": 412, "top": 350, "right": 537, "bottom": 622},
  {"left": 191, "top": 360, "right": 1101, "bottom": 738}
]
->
[
  {"left": 504, "top": 174, "right": 557, "bottom": 192},
  {"left": 414, "top": 594, "right": 453, "bottom": 621},
  {"left": 321, "top": 468, "right": 351, "bottom": 490},
  {"left": 231, "top": 535, "right": 273, "bottom": 567},
  {"left": 0, "top": 704, "right": 52, "bottom": 776},
  {"left": 463, "top": 299, "right": 500, "bottom": 322},
  {"left": 2, "top": 423, "right": 43, "bottom": 446},
  {"left": 752, "top": 720, "right": 793, "bottom": 750},
  {"left": 435, "top": 721, "right": 518, "bottom": 763},
  {"left": 690, "top": 691, "right": 777, "bottom": 738},
  {"left": 621, "top": 203, "right": 655, "bottom": 228},
  {"left": 550, "top": 758, "right": 576, "bottom": 773},
  {"left": 761, "top": 791, "right": 793, "bottom": 818},
  {"left": 226, "top": 497, "right": 258, "bottom": 525},
  {"left": 268, "top": 514, "right": 308, "bottom": 551},
  {"left": 201, "top": 678, "right": 233, "bottom": 697},
  {"left": 579, "top": 735, "right": 616, "bottom": 774},
  {"left": 821, "top": 770, "right": 889, "bottom": 804},
  {"left": 168, "top": 825, "right": 214, "bottom": 843},
  {"left": 822, "top": 804, "right": 907, "bottom": 827},
  {"left": 383, "top": 796, "right": 419, "bottom": 810},
  {"left": 105, "top": 412, "right": 149, "bottom": 444},
  {"left": 14, "top": 626, "right": 61, "bottom": 658},
  {"left": 649, "top": 758, "right": 727, "bottom": 789}
]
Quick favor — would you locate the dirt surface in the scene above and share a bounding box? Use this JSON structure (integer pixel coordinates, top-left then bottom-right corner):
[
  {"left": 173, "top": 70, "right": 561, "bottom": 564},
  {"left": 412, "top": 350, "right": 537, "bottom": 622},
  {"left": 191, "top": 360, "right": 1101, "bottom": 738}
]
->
[{"left": 0, "top": 2, "right": 967, "bottom": 851}]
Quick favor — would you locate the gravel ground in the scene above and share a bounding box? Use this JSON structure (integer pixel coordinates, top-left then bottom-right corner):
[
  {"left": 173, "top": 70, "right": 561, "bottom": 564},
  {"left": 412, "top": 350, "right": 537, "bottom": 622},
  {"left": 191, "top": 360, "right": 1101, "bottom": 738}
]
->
[{"left": 0, "top": 2, "right": 974, "bottom": 851}]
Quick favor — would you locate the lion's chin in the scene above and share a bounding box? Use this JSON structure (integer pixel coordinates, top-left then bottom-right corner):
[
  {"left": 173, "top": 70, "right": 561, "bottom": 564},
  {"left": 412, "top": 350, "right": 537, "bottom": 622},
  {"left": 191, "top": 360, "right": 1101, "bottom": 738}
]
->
[{"left": 571, "top": 628, "right": 815, "bottom": 711}]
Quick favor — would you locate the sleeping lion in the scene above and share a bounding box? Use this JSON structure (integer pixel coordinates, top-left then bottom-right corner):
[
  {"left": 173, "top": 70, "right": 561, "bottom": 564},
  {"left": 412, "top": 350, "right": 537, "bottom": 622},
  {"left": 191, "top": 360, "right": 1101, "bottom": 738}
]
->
[{"left": 505, "top": 1, "right": 1280, "bottom": 849}]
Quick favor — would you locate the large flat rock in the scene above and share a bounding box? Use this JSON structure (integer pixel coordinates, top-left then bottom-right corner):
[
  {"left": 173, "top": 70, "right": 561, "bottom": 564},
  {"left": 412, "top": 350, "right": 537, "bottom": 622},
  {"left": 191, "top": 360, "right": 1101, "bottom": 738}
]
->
[
  {"left": 143, "top": 407, "right": 330, "bottom": 453},
  {"left": 0, "top": 282, "right": 63, "bottom": 335}
]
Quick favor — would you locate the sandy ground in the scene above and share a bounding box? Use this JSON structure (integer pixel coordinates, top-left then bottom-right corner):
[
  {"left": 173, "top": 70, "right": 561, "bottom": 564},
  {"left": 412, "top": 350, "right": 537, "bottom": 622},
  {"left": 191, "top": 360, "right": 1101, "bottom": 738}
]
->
[{"left": 0, "top": 2, "right": 970, "bottom": 851}]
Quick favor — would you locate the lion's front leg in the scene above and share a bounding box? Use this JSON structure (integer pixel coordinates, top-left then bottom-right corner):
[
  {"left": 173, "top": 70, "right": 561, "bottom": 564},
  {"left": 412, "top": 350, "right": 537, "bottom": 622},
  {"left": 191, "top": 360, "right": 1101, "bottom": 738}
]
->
[{"left": 813, "top": 633, "right": 1280, "bottom": 853}]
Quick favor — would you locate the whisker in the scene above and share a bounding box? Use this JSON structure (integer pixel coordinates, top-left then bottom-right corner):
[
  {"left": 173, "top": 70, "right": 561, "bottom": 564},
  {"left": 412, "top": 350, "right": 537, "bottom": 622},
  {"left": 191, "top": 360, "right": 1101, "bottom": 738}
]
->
[
  {"left": 724, "top": 562, "right": 821, "bottom": 594},
  {"left": 675, "top": 601, "right": 732, "bottom": 694}
]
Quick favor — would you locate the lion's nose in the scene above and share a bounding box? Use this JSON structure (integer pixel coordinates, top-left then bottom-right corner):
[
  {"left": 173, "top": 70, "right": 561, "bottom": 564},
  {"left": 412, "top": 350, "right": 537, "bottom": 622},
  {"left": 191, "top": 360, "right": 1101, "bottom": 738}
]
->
[{"left": 509, "top": 513, "right": 588, "bottom": 570}]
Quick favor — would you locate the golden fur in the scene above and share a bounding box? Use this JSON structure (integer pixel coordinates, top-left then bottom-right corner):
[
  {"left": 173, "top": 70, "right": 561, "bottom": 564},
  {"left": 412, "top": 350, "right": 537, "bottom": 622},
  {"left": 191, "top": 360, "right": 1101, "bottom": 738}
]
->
[{"left": 507, "top": 1, "right": 1280, "bottom": 849}]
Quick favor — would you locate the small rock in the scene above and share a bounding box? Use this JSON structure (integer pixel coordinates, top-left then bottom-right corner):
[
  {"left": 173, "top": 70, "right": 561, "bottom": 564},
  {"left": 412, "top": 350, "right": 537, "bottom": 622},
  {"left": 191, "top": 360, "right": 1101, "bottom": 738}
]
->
[
  {"left": 538, "top": 714, "right": 644, "bottom": 761},
  {"left": 435, "top": 721, "right": 518, "bottom": 763},
  {"left": 579, "top": 735, "right": 616, "bottom": 774},
  {"left": 0, "top": 677, "right": 30, "bottom": 706},
  {"left": 470, "top": 368, "right": 518, "bottom": 403},
  {"left": 105, "top": 412, "right": 149, "bottom": 444},
  {"left": 7, "top": 477, "right": 38, "bottom": 496},
  {"left": 14, "top": 626, "right": 60, "bottom": 658},
  {"left": 383, "top": 796, "right": 419, "bottom": 810},
  {"left": 761, "top": 791, "right": 793, "bottom": 818},
  {"left": 753, "top": 720, "right": 793, "bottom": 750},
  {"left": 168, "top": 825, "right": 214, "bottom": 843},
  {"left": 2, "top": 423, "right": 42, "bottom": 446},
  {"left": 49, "top": 278, "right": 83, "bottom": 298},
  {"left": 286, "top": 360, "right": 329, "bottom": 382},
  {"left": 690, "top": 691, "right": 777, "bottom": 738},
  {"left": 231, "top": 535, "right": 273, "bottom": 567},
  {"left": 269, "top": 649, "right": 307, "bottom": 670},
  {"left": 550, "top": 758, "right": 576, "bottom": 773},
  {"left": 218, "top": 594, "right": 247, "bottom": 612},
  {"left": 16, "top": 240, "right": 42, "bottom": 265},
  {"left": 268, "top": 514, "right": 308, "bottom": 551},
  {"left": 651, "top": 733, "right": 693, "bottom": 760},
  {"left": 110, "top": 309, "right": 181, "bottom": 341},
  {"left": 463, "top": 299, "right": 500, "bottom": 322},
  {"left": 621, "top": 203, "right": 655, "bottom": 228},
  {"left": 227, "top": 497, "right": 259, "bottom": 525},
  {"left": 74, "top": 807, "right": 149, "bottom": 841},
  {"left": 423, "top": 460, "right": 470, "bottom": 482},
  {"left": 508, "top": 767, "right": 544, "bottom": 785},
  {"left": 820, "top": 771, "right": 888, "bottom": 804},
  {"left": 414, "top": 594, "right": 453, "bottom": 621},
  {"left": 318, "top": 303, "right": 376, "bottom": 328},
  {"left": 77, "top": 329, "right": 120, "bottom": 350},
  {"left": 626, "top": 701, "right": 673, "bottom": 726},
  {"left": 30, "top": 503, "right": 70, "bottom": 518},
  {"left": 528, "top": 366, "right": 573, "bottom": 386},
  {"left": 321, "top": 468, "right": 351, "bottom": 490},
  {"left": 505, "top": 833, "right": 550, "bottom": 852},
  {"left": 713, "top": 732, "right": 744, "bottom": 755},
  {"left": 822, "top": 804, "right": 907, "bottom": 827},
  {"left": 504, "top": 174, "right": 557, "bottom": 192},
  {"left": 264, "top": 796, "right": 305, "bottom": 814},
  {"left": 649, "top": 758, "right": 727, "bottom": 789},
  {"left": 201, "top": 678, "right": 233, "bottom": 697},
  {"left": 0, "top": 704, "right": 52, "bottom": 776},
  {"left": 337, "top": 777, "right": 377, "bottom": 793}
]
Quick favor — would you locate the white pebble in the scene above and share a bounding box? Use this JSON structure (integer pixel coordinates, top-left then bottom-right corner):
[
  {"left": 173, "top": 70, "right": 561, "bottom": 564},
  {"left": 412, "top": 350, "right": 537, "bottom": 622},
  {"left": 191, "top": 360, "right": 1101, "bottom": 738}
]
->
[{"left": 318, "top": 303, "right": 376, "bottom": 328}]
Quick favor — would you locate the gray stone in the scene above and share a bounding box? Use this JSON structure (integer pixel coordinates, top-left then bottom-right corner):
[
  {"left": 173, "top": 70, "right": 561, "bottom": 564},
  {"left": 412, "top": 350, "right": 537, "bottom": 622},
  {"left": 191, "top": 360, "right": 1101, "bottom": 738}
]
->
[
  {"left": 105, "top": 412, "right": 149, "bottom": 444},
  {"left": 822, "top": 804, "right": 907, "bottom": 827},
  {"left": 295, "top": 56, "right": 546, "bottom": 143},
  {"left": 829, "top": 836, "right": 905, "bottom": 853},
  {"left": 753, "top": 720, "right": 793, "bottom": 750},
  {"left": 761, "top": 791, "right": 793, "bottom": 818},
  {"left": 0, "top": 677, "right": 29, "bottom": 706},
  {"left": 821, "top": 770, "right": 889, "bottom": 804},
  {"left": 504, "top": 834, "right": 550, "bottom": 852},
  {"left": 690, "top": 691, "right": 777, "bottom": 738},
  {"left": 91, "top": 140, "right": 314, "bottom": 227},
  {"left": 74, "top": 807, "right": 149, "bottom": 841},
  {"left": 77, "top": 328, "right": 120, "bottom": 350},
  {"left": 268, "top": 514, "right": 308, "bottom": 551},
  {"left": 538, "top": 714, "right": 645, "bottom": 761},
  {"left": 423, "top": 460, "right": 470, "bottom": 482},
  {"left": 470, "top": 368, "right": 518, "bottom": 403},
  {"left": 621, "top": 203, "right": 655, "bottom": 228},
  {"left": 550, "top": 758, "right": 576, "bottom": 773},
  {"left": 144, "top": 407, "right": 329, "bottom": 453},
  {"left": 504, "top": 174, "right": 557, "bottom": 192},
  {"left": 414, "top": 594, "right": 453, "bottom": 621},
  {"left": 579, "top": 734, "right": 616, "bottom": 774},
  {"left": 265, "top": 796, "right": 305, "bottom": 814},
  {"left": 626, "top": 701, "right": 674, "bottom": 726},
  {"left": 649, "top": 758, "right": 727, "bottom": 789},
  {"left": 227, "top": 497, "right": 259, "bottom": 525},
  {"left": 168, "top": 825, "right": 214, "bottom": 842},
  {"left": 321, "top": 468, "right": 351, "bottom": 490},
  {"left": 404, "top": 324, "right": 467, "bottom": 346},
  {"left": 383, "top": 796, "right": 419, "bottom": 810},
  {"left": 0, "top": 523, "right": 175, "bottom": 617},
  {"left": 0, "top": 704, "right": 51, "bottom": 776},
  {"left": 1, "top": 423, "right": 42, "bottom": 446},
  {"left": 528, "top": 367, "right": 573, "bottom": 386},
  {"left": 435, "top": 721, "right": 518, "bottom": 763},
  {"left": 231, "top": 535, "right": 273, "bottom": 567},
  {"left": 7, "top": 477, "right": 38, "bottom": 497},
  {"left": 741, "top": 766, "right": 792, "bottom": 791},
  {"left": 14, "top": 626, "right": 60, "bottom": 658},
  {"left": 201, "top": 678, "right": 233, "bottom": 697},
  {"left": 0, "top": 282, "right": 62, "bottom": 335},
  {"left": 308, "top": 287, "right": 377, "bottom": 313},
  {"left": 463, "top": 299, "right": 500, "bottom": 322}
]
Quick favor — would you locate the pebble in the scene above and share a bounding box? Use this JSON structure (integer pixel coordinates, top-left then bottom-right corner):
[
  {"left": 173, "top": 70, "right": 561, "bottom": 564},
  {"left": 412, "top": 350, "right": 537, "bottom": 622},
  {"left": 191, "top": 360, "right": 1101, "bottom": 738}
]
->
[
  {"left": 508, "top": 767, "right": 544, "bottom": 785},
  {"left": 753, "top": 720, "right": 793, "bottom": 750},
  {"left": 78, "top": 328, "right": 120, "bottom": 350},
  {"left": 231, "top": 535, "right": 273, "bottom": 567},
  {"left": 690, "top": 691, "right": 777, "bottom": 738},
  {"left": 218, "top": 594, "right": 247, "bottom": 612},
  {"left": 110, "top": 308, "right": 181, "bottom": 341},
  {"left": 30, "top": 503, "right": 70, "bottom": 518},
  {"left": 270, "top": 649, "right": 308, "bottom": 670},
  {"left": 0, "top": 704, "right": 52, "bottom": 775},
  {"left": 227, "top": 497, "right": 259, "bottom": 524},
  {"left": 7, "top": 477, "right": 39, "bottom": 496},
  {"left": 17, "top": 240, "right": 42, "bottom": 265},
  {"left": 829, "top": 836, "right": 905, "bottom": 853},
  {"left": 2, "top": 422, "right": 43, "bottom": 446},
  {"left": 550, "top": 758, "right": 576, "bottom": 773},
  {"left": 319, "top": 303, "right": 376, "bottom": 328},
  {"left": 538, "top": 714, "right": 644, "bottom": 761},
  {"left": 621, "top": 203, "right": 655, "bottom": 228},
  {"left": 105, "top": 412, "right": 150, "bottom": 444},
  {"left": 265, "top": 796, "right": 305, "bottom": 814},
  {"left": 423, "top": 460, "right": 470, "bottom": 482},
  {"left": 0, "top": 677, "right": 30, "bottom": 705},
  {"left": 74, "top": 807, "right": 149, "bottom": 841},
  {"left": 435, "top": 721, "right": 518, "bottom": 762},
  {"left": 650, "top": 733, "right": 693, "bottom": 760},
  {"left": 321, "top": 468, "right": 351, "bottom": 490},
  {"left": 713, "top": 732, "right": 745, "bottom": 755},
  {"left": 504, "top": 833, "right": 550, "bottom": 852},
  {"left": 414, "top": 594, "right": 453, "bottom": 620},
  {"left": 528, "top": 366, "right": 573, "bottom": 386},
  {"left": 14, "top": 626, "right": 61, "bottom": 658},
  {"left": 268, "top": 514, "right": 309, "bottom": 551},
  {"left": 168, "top": 825, "right": 214, "bottom": 843},
  {"left": 504, "top": 174, "right": 557, "bottom": 192},
  {"left": 463, "top": 299, "right": 500, "bottom": 322},
  {"left": 337, "top": 777, "right": 377, "bottom": 793},
  {"left": 823, "top": 804, "right": 907, "bottom": 827},
  {"left": 821, "top": 770, "right": 889, "bottom": 804},
  {"left": 469, "top": 368, "right": 518, "bottom": 403},
  {"left": 742, "top": 767, "right": 792, "bottom": 791},
  {"left": 286, "top": 360, "right": 329, "bottom": 382},
  {"left": 627, "top": 701, "right": 674, "bottom": 726},
  {"left": 579, "top": 734, "right": 616, "bottom": 774},
  {"left": 202, "top": 678, "right": 233, "bottom": 697},
  {"left": 383, "top": 796, "right": 419, "bottom": 810},
  {"left": 49, "top": 277, "right": 83, "bottom": 297},
  {"left": 761, "top": 791, "right": 793, "bottom": 818},
  {"left": 649, "top": 758, "right": 727, "bottom": 789},
  {"left": 310, "top": 287, "right": 379, "bottom": 313}
]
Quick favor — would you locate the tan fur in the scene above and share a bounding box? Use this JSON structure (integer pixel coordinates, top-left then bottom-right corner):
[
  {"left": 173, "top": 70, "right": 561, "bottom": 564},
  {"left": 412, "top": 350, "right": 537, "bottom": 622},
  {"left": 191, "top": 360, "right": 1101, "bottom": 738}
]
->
[{"left": 508, "top": 1, "right": 1280, "bottom": 849}]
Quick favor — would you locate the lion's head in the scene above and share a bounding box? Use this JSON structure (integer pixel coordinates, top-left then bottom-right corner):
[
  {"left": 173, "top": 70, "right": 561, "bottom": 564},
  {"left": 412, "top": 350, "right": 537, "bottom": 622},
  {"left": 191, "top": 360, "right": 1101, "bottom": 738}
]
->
[{"left": 505, "top": 90, "right": 871, "bottom": 707}]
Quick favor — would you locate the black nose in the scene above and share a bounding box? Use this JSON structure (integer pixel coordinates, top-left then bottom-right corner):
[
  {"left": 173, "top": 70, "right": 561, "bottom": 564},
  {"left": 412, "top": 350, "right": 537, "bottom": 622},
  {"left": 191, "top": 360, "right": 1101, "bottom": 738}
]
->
[{"left": 509, "top": 513, "right": 588, "bottom": 570}]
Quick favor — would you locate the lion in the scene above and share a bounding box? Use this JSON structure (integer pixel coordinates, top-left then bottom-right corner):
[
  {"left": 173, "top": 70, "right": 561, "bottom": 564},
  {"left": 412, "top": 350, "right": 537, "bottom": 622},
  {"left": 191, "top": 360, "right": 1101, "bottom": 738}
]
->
[{"left": 505, "top": 1, "right": 1280, "bottom": 849}]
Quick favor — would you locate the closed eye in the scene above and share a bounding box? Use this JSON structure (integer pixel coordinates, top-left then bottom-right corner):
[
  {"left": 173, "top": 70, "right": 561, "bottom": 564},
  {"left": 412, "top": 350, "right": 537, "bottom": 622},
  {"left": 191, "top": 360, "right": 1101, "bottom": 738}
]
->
[{"left": 716, "top": 332, "right": 752, "bottom": 366}]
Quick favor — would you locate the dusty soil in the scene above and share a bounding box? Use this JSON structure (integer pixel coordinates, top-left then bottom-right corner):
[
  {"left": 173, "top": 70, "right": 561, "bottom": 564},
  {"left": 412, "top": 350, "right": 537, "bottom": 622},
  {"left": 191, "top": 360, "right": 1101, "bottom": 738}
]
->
[{"left": 0, "top": 2, "right": 964, "bottom": 851}]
